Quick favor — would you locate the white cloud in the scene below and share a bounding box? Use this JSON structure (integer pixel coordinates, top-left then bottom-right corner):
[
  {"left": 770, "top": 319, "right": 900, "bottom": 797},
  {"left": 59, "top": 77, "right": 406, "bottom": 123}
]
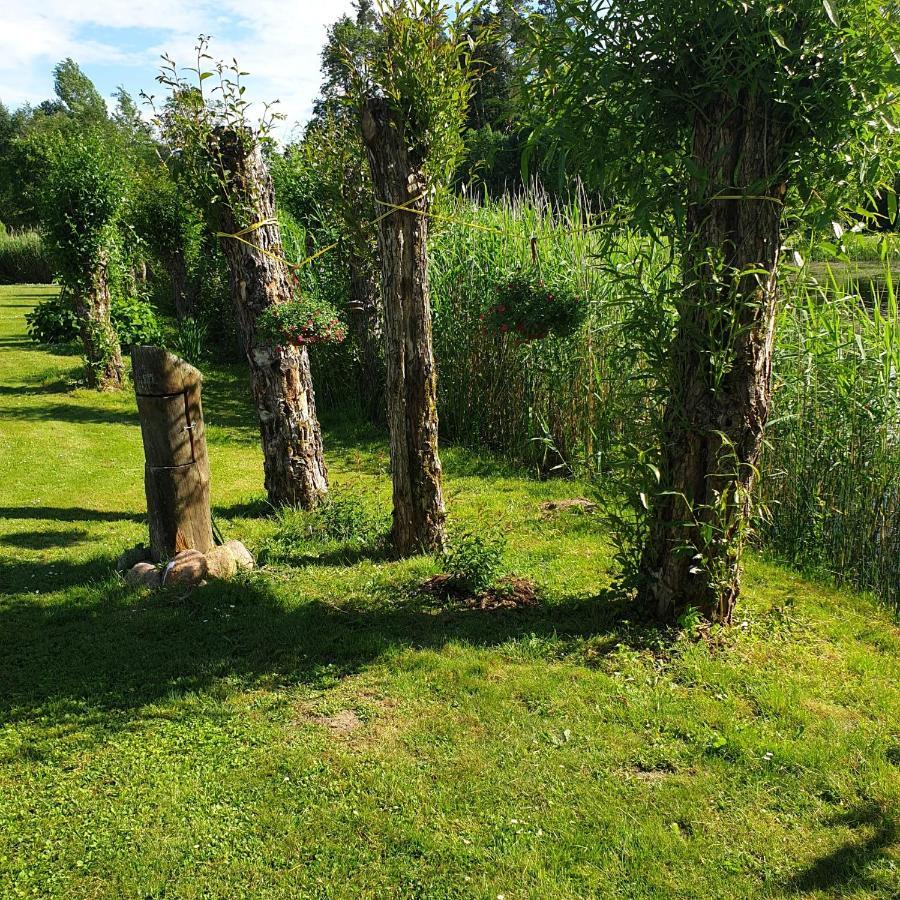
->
[{"left": 0, "top": 0, "right": 356, "bottom": 135}]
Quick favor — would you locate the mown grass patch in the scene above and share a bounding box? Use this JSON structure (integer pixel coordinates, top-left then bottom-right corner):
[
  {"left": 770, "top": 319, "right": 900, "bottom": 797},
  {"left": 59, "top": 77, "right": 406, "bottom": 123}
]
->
[{"left": 0, "top": 285, "right": 898, "bottom": 898}]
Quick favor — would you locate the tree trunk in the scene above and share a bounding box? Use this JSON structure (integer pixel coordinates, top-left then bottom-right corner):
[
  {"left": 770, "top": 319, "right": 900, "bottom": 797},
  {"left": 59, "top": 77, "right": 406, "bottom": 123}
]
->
[
  {"left": 212, "top": 127, "right": 328, "bottom": 509},
  {"left": 73, "top": 260, "right": 124, "bottom": 391},
  {"left": 348, "top": 253, "right": 385, "bottom": 425},
  {"left": 132, "top": 346, "right": 215, "bottom": 561},
  {"left": 361, "top": 98, "right": 446, "bottom": 555},
  {"left": 169, "top": 248, "right": 194, "bottom": 319},
  {"left": 639, "top": 95, "right": 786, "bottom": 623}
]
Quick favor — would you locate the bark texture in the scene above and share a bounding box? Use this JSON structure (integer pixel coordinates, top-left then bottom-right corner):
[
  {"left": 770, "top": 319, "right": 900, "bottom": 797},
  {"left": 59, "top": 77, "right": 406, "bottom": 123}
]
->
[
  {"left": 348, "top": 253, "right": 385, "bottom": 424},
  {"left": 640, "top": 94, "right": 786, "bottom": 623},
  {"left": 361, "top": 98, "right": 446, "bottom": 554},
  {"left": 73, "top": 259, "right": 124, "bottom": 391},
  {"left": 213, "top": 127, "right": 328, "bottom": 509}
]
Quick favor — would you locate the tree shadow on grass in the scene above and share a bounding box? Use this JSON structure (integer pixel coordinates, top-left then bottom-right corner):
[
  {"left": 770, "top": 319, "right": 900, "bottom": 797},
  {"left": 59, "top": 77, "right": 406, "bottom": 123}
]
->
[
  {"left": 785, "top": 802, "right": 897, "bottom": 896},
  {"left": 214, "top": 498, "right": 276, "bottom": 520},
  {"left": 0, "top": 506, "right": 145, "bottom": 524},
  {"left": 0, "top": 572, "right": 646, "bottom": 733},
  {"left": 0, "top": 528, "right": 90, "bottom": 550},
  {"left": 261, "top": 538, "right": 394, "bottom": 569},
  {"left": 0, "top": 402, "right": 139, "bottom": 427},
  {"left": 0, "top": 379, "right": 72, "bottom": 396},
  {"left": 0, "top": 555, "right": 119, "bottom": 594}
]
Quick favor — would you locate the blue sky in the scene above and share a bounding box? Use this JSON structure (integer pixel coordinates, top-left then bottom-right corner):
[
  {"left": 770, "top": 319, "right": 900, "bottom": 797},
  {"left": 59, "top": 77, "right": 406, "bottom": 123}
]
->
[{"left": 0, "top": 0, "right": 357, "bottom": 139}]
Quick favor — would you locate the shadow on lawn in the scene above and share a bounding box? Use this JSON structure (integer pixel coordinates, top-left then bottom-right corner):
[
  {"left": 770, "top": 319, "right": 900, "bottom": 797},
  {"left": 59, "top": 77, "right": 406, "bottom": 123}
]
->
[
  {"left": 785, "top": 802, "right": 897, "bottom": 896},
  {"left": 0, "top": 402, "right": 140, "bottom": 427},
  {"left": 0, "top": 572, "right": 641, "bottom": 728},
  {"left": 0, "top": 506, "right": 145, "bottom": 524},
  {"left": 0, "top": 528, "right": 90, "bottom": 550},
  {"left": 0, "top": 379, "right": 72, "bottom": 396}
]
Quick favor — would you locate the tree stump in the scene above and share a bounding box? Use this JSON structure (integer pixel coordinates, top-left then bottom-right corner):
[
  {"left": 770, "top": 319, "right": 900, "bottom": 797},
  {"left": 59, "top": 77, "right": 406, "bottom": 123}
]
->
[{"left": 132, "top": 346, "right": 215, "bottom": 562}]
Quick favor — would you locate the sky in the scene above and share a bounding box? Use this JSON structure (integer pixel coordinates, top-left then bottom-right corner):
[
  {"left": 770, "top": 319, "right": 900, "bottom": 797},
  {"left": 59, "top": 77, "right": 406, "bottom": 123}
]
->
[{"left": 0, "top": 0, "right": 358, "bottom": 140}]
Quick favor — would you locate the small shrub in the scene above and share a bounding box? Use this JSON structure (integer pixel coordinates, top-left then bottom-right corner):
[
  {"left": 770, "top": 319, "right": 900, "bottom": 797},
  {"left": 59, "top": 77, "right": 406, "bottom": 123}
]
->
[
  {"left": 111, "top": 294, "right": 162, "bottom": 348},
  {"left": 440, "top": 531, "right": 506, "bottom": 594},
  {"left": 25, "top": 291, "right": 80, "bottom": 344},
  {"left": 482, "top": 268, "right": 587, "bottom": 342},
  {"left": 262, "top": 493, "right": 384, "bottom": 565}
]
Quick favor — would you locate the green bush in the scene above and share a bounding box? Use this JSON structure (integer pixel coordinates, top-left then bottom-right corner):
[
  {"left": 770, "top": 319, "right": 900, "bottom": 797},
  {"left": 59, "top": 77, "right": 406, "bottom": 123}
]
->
[
  {"left": 0, "top": 230, "right": 53, "bottom": 284},
  {"left": 111, "top": 293, "right": 162, "bottom": 348},
  {"left": 24, "top": 291, "right": 79, "bottom": 344},
  {"left": 440, "top": 531, "right": 506, "bottom": 594},
  {"left": 25, "top": 291, "right": 161, "bottom": 348}
]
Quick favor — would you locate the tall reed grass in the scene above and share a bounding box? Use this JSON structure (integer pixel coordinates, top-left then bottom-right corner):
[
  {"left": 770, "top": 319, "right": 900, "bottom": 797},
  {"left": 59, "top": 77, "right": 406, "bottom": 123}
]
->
[
  {"left": 0, "top": 229, "right": 52, "bottom": 284},
  {"left": 759, "top": 269, "right": 899, "bottom": 608}
]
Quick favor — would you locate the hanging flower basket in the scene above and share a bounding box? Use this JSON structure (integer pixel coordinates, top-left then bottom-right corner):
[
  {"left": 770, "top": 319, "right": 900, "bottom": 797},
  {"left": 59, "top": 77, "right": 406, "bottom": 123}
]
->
[
  {"left": 257, "top": 295, "right": 347, "bottom": 348},
  {"left": 481, "top": 269, "right": 587, "bottom": 343}
]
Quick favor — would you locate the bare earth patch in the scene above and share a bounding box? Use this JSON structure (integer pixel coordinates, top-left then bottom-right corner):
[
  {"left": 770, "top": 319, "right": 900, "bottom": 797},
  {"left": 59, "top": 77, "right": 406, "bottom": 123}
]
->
[
  {"left": 420, "top": 574, "right": 539, "bottom": 610},
  {"left": 308, "top": 709, "right": 363, "bottom": 735}
]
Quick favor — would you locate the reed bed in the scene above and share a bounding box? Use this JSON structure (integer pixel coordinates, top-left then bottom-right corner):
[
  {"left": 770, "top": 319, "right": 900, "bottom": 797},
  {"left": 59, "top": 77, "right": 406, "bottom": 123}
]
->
[{"left": 0, "top": 228, "right": 52, "bottom": 284}]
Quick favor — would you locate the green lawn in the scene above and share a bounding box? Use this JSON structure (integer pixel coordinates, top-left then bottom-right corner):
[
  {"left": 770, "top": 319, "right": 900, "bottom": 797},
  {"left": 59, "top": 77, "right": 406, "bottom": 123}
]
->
[{"left": 0, "top": 285, "right": 898, "bottom": 898}]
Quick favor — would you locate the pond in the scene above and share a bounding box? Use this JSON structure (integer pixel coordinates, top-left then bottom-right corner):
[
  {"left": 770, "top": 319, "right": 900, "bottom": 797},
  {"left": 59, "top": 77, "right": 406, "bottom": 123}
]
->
[{"left": 806, "top": 261, "right": 897, "bottom": 308}]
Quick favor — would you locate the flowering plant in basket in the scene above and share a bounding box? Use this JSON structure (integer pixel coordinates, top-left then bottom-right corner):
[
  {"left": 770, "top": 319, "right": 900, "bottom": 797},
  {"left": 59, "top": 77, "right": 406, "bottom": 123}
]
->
[
  {"left": 481, "top": 268, "right": 586, "bottom": 342},
  {"left": 257, "top": 295, "right": 347, "bottom": 348}
]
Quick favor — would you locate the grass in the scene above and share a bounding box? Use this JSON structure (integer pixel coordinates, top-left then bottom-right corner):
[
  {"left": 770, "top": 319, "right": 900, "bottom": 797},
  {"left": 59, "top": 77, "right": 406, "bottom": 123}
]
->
[{"left": 1, "top": 284, "right": 898, "bottom": 898}]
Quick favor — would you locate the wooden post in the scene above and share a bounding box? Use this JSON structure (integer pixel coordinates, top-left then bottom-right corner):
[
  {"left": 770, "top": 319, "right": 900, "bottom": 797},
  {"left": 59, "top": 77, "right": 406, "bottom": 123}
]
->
[{"left": 132, "top": 346, "right": 215, "bottom": 562}]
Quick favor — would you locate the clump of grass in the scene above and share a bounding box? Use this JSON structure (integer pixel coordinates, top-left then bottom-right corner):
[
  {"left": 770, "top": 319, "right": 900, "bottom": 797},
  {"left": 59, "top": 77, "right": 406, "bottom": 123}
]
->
[{"left": 261, "top": 492, "right": 387, "bottom": 565}]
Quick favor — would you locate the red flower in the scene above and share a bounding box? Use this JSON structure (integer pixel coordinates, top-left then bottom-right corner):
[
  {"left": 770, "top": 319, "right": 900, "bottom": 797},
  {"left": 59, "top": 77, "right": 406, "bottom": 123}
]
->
[
  {"left": 497, "top": 305, "right": 506, "bottom": 314},
  {"left": 500, "top": 324, "right": 508, "bottom": 332}
]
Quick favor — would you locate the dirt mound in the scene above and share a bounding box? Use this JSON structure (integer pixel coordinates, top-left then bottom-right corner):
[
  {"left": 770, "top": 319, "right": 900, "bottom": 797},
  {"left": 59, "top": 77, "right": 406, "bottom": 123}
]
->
[{"left": 420, "top": 574, "right": 539, "bottom": 610}]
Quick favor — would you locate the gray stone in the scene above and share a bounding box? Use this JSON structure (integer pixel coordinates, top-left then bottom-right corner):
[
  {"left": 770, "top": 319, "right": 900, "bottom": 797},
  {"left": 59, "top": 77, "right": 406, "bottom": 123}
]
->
[{"left": 142, "top": 566, "right": 162, "bottom": 590}]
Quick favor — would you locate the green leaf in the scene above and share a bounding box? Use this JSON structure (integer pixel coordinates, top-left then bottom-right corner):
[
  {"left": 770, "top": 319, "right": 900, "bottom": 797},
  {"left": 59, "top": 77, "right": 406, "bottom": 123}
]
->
[{"left": 822, "top": 0, "right": 839, "bottom": 27}]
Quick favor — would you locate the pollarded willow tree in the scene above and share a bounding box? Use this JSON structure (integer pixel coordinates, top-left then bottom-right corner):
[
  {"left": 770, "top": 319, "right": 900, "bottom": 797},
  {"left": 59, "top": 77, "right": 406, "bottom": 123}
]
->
[
  {"left": 531, "top": 0, "right": 900, "bottom": 622},
  {"left": 153, "top": 45, "right": 329, "bottom": 509},
  {"left": 348, "top": 0, "right": 481, "bottom": 555},
  {"left": 33, "top": 128, "right": 127, "bottom": 390}
]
